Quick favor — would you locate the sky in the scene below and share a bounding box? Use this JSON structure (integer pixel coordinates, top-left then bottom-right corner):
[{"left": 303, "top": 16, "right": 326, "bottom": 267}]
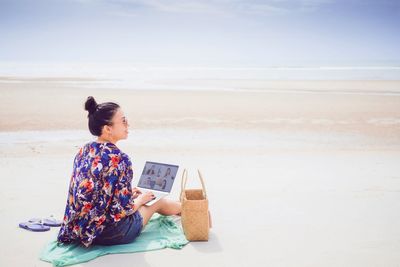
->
[{"left": 0, "top": 0, "right": 399, "bottom": 66}]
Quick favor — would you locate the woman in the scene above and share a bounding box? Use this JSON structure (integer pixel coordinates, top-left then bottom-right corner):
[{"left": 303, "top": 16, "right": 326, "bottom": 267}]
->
[
  {"left": 57, "top": 96, "right": 181, "bottom": 247},
  {"left": 146, "top": 165, "right": 156, "bottom": 175},
  {"left": 161, "top": 179, "right": 167, "bottom": 190},
  {"left": 164, "top": 168, "right": 171, "bottom": 178}
]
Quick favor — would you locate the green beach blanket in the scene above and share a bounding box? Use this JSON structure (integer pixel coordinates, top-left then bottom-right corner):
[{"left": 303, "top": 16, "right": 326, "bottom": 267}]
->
[{"left": 40, "top": 215, "right": 189, "bottom": 267}]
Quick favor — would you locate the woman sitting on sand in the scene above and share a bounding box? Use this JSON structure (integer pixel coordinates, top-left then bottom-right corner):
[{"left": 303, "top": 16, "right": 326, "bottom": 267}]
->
[{"left": 57, "top": 96, "right": 181, "bottom": 247}]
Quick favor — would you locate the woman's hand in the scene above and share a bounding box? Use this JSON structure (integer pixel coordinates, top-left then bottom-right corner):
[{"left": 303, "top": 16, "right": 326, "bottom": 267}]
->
[
  {"left": 132, "top": 187, "right": 141, "bottom": 193},
  {"left": 132, "top": 187, "right": 142, "bottom": 199},
  {"left": 136, "top": 191, "right": 155, "bottom": 206}
]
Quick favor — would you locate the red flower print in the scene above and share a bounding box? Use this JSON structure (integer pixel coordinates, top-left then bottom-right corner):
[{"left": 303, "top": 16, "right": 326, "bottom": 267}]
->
[
  {"left": 113, "top": 213, "right": 122, "bottom": 222},
  {"left": 96, "top": 216, "right": 106, "bottom": 226},
  {"left": 122, "top": 188, "right": 129, "bottom": 196},
  {"left": 80, "top": 179, "right": 94, "bottom": 191},
  {"left": 111, "top": 155, "right": 120, "bottom": 168},
  {"left": 92, "top": 156, "right": 101, "bottom": 168},
  {"left": 82, "top": 203, "right": 92, "bottom": 213}
]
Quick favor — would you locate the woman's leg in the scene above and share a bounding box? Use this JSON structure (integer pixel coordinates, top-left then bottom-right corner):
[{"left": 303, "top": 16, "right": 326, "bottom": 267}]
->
[{"left": 138, "top": 198, "right": 181, "bottom": 226}]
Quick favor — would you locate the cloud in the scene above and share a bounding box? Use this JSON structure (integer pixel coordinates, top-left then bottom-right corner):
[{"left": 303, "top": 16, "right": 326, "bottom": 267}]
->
[
  {"left": 133, "top": 0, "right": 222, "bottom": 14},
  {"left": 231, "top": 0, "right": 333, "bottom": 15},
  {"left": 74, "top": 0, "right": 333, "bottom": 17}
]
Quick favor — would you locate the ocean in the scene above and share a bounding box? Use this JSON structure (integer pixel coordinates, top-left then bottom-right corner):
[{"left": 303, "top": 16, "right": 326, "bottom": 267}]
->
[{"left": 1, "top": 61, "right": 399, "bottom": 92}]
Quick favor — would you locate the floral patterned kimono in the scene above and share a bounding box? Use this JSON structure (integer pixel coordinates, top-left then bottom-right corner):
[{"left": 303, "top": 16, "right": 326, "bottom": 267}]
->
[{"left": 57, "top": 142, "right": 138, "bottom": 247}]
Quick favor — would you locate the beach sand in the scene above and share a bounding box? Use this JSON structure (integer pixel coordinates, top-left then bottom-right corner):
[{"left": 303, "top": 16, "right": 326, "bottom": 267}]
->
[{"left": 1, "top": 78, "right": 400, "bottom": 266}]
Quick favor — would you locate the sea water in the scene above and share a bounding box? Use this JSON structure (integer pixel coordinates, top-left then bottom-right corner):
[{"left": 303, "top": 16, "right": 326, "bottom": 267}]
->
[{"left": 0, "top": 61, "right": 400, "bottom": 92}]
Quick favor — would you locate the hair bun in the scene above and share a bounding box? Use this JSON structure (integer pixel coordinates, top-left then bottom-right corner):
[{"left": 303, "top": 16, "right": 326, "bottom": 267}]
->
[{"left": 84, "top": 96, "right": 98, "bottom": 115}]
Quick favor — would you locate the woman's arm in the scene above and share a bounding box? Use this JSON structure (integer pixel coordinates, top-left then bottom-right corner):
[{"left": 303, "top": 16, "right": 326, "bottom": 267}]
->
[{"left": 106, "top": 154, "right": 154, "bottom": 219}]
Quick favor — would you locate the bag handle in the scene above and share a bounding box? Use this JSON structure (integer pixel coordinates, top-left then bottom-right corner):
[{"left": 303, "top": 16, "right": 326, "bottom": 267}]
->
[
  {"left": 180, "top": 169, "right": 207, "bottom": 199},
  {"left": 181, "top": 169, "right": 188, "bottom": 192},
  {"left": 180, "top": 169, "right": 188, "bottom": 202},
  {"left": 197, "top": 169, "right": 207, "bottom": 199}
]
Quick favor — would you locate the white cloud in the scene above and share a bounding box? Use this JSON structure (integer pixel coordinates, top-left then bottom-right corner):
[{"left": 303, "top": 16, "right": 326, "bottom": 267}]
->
[
  {"left": 136, "top": 0, "right": 222, "bottom": 14},
  {"left": 77, "top": 0, "right": 333, "bottom": 17}
]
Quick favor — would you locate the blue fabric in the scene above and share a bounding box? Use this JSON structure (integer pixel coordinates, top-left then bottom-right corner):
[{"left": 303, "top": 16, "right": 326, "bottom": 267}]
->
[
  {"left": 94, "top": 211, "right": 143, "bottom": 246},
  {"left": 58, "top": 141, "right": 139, "bottom": 247},
  {"left": 40, "top": 215, "right": 188, "bottom": 267}
]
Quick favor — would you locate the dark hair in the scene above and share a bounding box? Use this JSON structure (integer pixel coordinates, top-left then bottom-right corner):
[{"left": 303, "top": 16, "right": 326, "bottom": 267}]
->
[{"left": 84, "top": 96, "right": 120, "bottom": 136}]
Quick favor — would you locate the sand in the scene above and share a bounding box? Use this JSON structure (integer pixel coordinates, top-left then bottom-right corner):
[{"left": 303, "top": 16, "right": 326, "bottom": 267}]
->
[{"left": 0, "top": 78, "right": 400, "bottom": 266}]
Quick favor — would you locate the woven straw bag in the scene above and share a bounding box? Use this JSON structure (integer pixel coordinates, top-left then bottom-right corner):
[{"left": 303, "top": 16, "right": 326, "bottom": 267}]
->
[{"left": 180, "top": 169, "right": 210, "bottom": 241}]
